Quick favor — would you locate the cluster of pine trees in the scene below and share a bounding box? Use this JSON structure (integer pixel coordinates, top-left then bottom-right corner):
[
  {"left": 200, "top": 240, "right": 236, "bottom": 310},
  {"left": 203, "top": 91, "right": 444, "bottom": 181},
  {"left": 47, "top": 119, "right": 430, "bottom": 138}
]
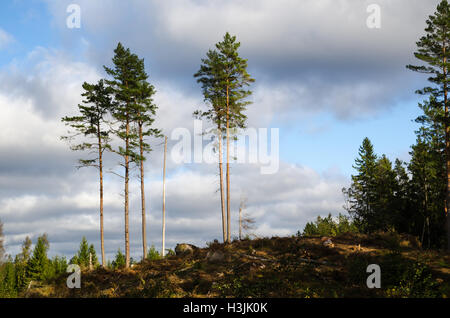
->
[
  {"left": 343, "top": 0, "right": 450, "bottom": 249},
  {"left": 343, "top": 136, "right": 446, "bottom": 248},
  {"left": 61, "top": 32, "right": 254, "bottom": 269},
  {"left": 61, "top": 43, "right": 159, "bottom": 269},
  {"left": 0, "top": 234, "right": 67, "bottom": 297},
  {"left": 0, "top": 232, "right": 137, "bottom": 297}
]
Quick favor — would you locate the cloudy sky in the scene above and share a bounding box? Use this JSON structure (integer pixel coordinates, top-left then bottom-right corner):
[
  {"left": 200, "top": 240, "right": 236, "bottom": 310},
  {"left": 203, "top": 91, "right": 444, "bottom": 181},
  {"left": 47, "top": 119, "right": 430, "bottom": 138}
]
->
[{"left": 0, "top": 0, "right": 440, "bottom": 260}]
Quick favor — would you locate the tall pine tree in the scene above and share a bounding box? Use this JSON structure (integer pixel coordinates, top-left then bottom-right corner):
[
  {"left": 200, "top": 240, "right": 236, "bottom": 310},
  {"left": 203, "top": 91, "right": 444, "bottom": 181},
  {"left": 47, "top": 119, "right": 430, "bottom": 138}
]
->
[
  {"left": 198, "top": 33, "right": 255, "bottom": 242},
  {"left": 61, "top": 79, "right": 113, "bottom": 267},
  {"left": 194, "top": 49, "right": 228, "bottom": 242},
  {"left": 104, "top": 43, "right": 145, "bottom": 267},
  {"left": 133, "top": 78, "right": 160, "bottom": 260},
  {"left": 407, "top": 0, "right": 450, "bottom": 249}
]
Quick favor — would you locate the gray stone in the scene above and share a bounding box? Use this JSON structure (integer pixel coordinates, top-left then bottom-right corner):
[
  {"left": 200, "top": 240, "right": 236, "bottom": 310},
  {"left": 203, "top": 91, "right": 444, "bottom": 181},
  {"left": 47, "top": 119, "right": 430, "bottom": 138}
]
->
[
  {"left": 175, "top": 243, "right": 197, "bottom": 256},
  {"left": 206, "top": 250, "right": 225, "bottom": 263}
]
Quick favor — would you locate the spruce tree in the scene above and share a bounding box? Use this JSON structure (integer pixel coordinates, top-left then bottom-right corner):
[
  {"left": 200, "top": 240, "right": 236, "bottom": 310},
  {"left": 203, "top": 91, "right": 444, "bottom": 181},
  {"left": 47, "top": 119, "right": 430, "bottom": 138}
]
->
[
  {"left": 61, "top": 79, "right": 113, "bottom": 267},
  {"left": 88, "top": 244, "right": 99, "bottom": 267},
  {"left": 14, "top": 236, "right": 32, "bottom": 290},
  {"left": 0, "top": 258, "right": 17, "bottom": 297},
  {"left": 343, "top": 138, "right": 378, "bottom": 232},
  {"left": 26, "top": 234, "right": 50, "bottom": 282},
  {"left": 72, "top": 236, "right": 90, "bottom": 268},
  {"left": 373, "top": 155, "right": 397, "bottom": 231},
  {"left": 407, "top": 0, "right": 450, "bottom": 250},
  {"left": 393, "top": 159, "right": 411, "bottom": 233},
  {"left": 408, "top": 137, "right": 447, "bottom": 247},
  {"left": 49, "top": 256, "right": 68, "bottom": 277},
  {"left": 112, "top": 248, "right": 126, "bottom": 270}
]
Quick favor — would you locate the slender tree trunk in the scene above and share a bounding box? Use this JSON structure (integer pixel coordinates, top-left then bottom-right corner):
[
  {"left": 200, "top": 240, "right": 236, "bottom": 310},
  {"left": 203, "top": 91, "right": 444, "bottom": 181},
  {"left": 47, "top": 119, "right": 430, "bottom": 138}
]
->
[
  {"left": 239, "top": 205, "right": 242, "bottom": 241},
  {"left": 139, "top": 122, "right": 147, "bottom": 260},
  {"left": 226, "top": 84, "right": 231, "bottom": 243},
  {"left": 162, "top": 136, "right": 167, "bottom": 257},
  {"left": 218, "top": 127, "right": 226, "bottom": 243},
  {"left": 125, "top": 115, "right": 130, "bottom": 268},
  {"left": 443, "top": 43, "right": 450, "bottom": 251},
  {"left": 98, "top": 130, "right": 105, "bottom": 267}
]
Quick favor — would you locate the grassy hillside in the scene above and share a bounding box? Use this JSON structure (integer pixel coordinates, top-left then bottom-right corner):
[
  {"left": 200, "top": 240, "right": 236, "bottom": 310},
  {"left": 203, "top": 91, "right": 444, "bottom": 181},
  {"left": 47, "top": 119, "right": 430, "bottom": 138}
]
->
[{"left": 25, "top": 233, "right": 450, "bottom": 298}]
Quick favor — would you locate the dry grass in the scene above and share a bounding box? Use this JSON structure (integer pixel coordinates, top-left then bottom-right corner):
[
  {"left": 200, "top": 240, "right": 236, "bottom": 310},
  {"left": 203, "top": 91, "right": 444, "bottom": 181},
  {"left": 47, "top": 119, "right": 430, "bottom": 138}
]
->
[{"left": 24, "top": 233, "right": 450, "bottom": 298}]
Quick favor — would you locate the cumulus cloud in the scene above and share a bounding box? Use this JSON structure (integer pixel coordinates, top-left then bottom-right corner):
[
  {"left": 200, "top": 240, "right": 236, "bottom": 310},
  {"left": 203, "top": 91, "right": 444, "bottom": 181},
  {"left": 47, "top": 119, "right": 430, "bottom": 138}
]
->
[
  {"left": 1, "top": 159, "right": 347, "bottom": 259},
  {"left": 43, "top": 0, "right": 439, "bottom": 120}
]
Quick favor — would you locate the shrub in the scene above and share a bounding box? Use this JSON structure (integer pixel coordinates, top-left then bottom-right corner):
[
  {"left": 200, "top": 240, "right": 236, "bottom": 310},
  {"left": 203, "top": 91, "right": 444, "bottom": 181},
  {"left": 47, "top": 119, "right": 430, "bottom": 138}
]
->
[
  {"left": 386, "top": 261, "right": 441, "bottom": 298},
  {"left": 300, "top": 213, "right": 358, "bottom": 237},
  {"left": 147, "top": 245, "right": 161, "bottom": 261},
  {"left": 112, "top": 249, "right": 126, "bottom": 270}
]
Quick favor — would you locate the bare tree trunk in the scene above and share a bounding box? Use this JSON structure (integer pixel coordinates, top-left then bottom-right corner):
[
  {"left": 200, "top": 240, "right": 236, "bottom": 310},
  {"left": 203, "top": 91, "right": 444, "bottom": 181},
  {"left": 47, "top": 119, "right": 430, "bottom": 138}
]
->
[
  {"left": 218, "top": 127, "right": 226, "bottom": 243},
  {"left": 444, "top": 43, "right": 450, "bottom": 251},
  {"left": 139, "top": 122, "right": 147, "bottom": 260},
  {"left": 162, "top": 136, "right": 167, "bottom": 257},
  {"left": 98, "top": 131, "right": 105, "bottom": 267},
  {"left": 239, "top": 205, "right": 242, "bottom": 241},
  {"left": 226, "top": 84, "right": 231, "bottom": 243},
  {"left": 125, "top": 116, "right": 130, "bottom": 268}
]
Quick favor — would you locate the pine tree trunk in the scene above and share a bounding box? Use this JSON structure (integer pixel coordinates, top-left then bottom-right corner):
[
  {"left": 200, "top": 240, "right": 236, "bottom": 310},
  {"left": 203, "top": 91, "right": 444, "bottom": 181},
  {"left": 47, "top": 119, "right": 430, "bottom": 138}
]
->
[
  {"left": 125, "top": 116, "right": 130, "bottom": 268},
  {"left": 98, "top": 130, "right": 105, "bottom": 268},
  {"left": 139, "top": 122, "right": 147, "bottom": 260},
  {"left": 162, "top": 136, "right": 167, "bottom": 257},
  {"left": 218, "top": 127, "right": 226, "bottom": 243},
  {"left": 444, "top": 44, "right": 450, "bottom": 251},
  {"left": 226, "top": 84, "right": 231, "bottom": 243}
]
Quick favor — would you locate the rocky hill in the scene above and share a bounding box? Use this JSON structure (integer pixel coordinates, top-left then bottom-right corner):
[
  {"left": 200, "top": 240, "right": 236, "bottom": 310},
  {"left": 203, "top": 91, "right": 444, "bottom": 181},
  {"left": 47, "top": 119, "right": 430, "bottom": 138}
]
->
[{"left": 25, "top": 232, "right": 450, "bottom": 298}]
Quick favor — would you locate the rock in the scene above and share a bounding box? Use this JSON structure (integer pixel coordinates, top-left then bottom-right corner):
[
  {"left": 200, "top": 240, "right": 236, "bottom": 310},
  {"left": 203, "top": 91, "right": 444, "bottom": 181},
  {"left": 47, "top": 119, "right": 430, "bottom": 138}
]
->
[
  {"left": 175, "top": 243, "right": 197, "bottom": 256},
  {"left": 322, "top": 238, "right": 334, "bottom": 248},
  {"left": 206, "top": 250, "right": 225, "bottom": 263}
]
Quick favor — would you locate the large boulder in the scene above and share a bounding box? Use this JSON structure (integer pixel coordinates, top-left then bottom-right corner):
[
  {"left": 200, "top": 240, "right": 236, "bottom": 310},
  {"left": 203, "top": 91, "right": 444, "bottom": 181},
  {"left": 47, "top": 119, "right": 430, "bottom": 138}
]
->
[
  {"left": 206, "top": 250, "right": 225, "bottom": 263},
  {"left": 321, "top": 237, "right": 334, "bottom": 248},
  {"left": 175, "top": 243, "right": 197, "bottom": 256}
]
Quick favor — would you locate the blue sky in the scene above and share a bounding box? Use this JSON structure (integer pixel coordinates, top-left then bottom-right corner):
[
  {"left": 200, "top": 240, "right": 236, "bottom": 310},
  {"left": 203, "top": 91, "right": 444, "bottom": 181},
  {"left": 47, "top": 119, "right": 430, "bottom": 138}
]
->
[
  {"left": 0, "top": 1, "right": 56, "bottom": 66},
  {"left": 279, "top": 98, "right": 423, "bottom": 175},
  {"left": 0, "top": 0, "right": 441, "bottom": 259}
]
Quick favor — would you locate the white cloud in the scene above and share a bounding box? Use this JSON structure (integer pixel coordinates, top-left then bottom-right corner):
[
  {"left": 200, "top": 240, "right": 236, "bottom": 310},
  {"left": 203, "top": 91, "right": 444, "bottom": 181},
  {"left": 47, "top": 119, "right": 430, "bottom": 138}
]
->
[
  {"left": 0, "top": 28, "right": 13, "bottom": 49},
  {"left": 41, "top": 0, "right": 438, "bottom": 121}
]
